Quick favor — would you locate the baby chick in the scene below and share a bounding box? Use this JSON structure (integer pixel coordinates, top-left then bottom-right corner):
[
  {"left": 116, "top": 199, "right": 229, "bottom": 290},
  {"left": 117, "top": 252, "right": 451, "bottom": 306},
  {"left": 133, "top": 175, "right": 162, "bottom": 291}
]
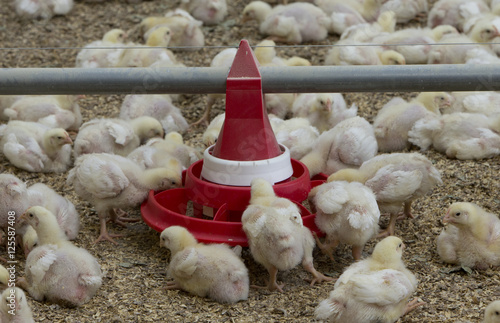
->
[
  {"left": 160, "top": 226, "right": 249, "bottom": 303},
  {"left": 141, "top": 10, "right": 205, "bottom": 49},
  {"left": 4, "top": 95, "right": 82, "bottom": 131},
  {"left": 0, "top": 265, "right": 9, "bottom": 288},
  {"left": 484, "top": 301, "right": 500, "bottom": 323},
  {"left": 14, "top": 0, "right": 73, "bottom": 19},
  {"left": 18, "top": 206, "right": 102, "bottom": 307},
  {"left": 0, "top": 287, "right": 34, "bottom": 323},
  {"left": 27, "top": 182, "right": 80, "bottom": 240},
  {"left": 0, "top": 121, "right": 72, "bottom": 173},
  {"left": 242, "top": 1, "right": 330, "bottom": 44},
  {"left": 270, "top": 115, "right": 320, "bottom": 160},
  {"left": 75, "top": 28, "right": 129, "bottom": 68},
  {"left": 409, "top": 112, "right": 500, "bottom": 160},
  {"left": 310, "top": 180, "right": 380, "bottom": 261},
  {"left": 0, "top": 174, "right": 31, "bottom": 239},
  {"left": 180, "top": 0, "right": 228, "bottom": 25},
  {"left": 373, "top": 92, "right": 452, "bottom": 152},
  {"left": 129, "top": 134, "right": 201, "bottom": 170},
  {"left": 119, "top": 94, "right": 189, "bottom": 135},
  {"left": 242, "top": 178, "right": 332, "bottom": 292},
  {"left": 300, "top": 116, "right": 377, "bottom": 177},
  {"left": 437, "top": 202, "right": 500, "bottom": 270},
  {"left": 427, "top": 0, "right": 490, "bottom": 31},
  {"left": 67, "top": 153, "right": 182, "bottom": 243},
  {"left": 117, "top": 27, "right": 177, "bottom": 68},
  {"left": 328, "top": 152, "right": 443, "bottom": 237},
  {"left": 291, "top": 93, "right": 357, "bottom": 133},
  {"left": 325, "top": 39, "right": 406, "bottom": 66},
  {"left": 73, "top": 116, "right": 164, "bottom": 159},
  {"left": 315, "top": 236, "right": 424, "bottom": 322}
]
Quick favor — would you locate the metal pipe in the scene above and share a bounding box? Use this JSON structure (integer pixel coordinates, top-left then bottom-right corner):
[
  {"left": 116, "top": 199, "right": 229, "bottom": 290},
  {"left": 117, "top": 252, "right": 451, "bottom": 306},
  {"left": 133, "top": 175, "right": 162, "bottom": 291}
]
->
[{"left": 1, "top": 64, "right": 499, "bottom": 95}]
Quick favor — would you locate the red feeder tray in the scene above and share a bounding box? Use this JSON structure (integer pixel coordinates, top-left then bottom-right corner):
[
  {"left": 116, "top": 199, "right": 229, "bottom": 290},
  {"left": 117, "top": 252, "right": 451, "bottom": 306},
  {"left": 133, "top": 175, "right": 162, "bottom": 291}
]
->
[{"left": 141, "top": 40, "right": 324, "bottom": 246}]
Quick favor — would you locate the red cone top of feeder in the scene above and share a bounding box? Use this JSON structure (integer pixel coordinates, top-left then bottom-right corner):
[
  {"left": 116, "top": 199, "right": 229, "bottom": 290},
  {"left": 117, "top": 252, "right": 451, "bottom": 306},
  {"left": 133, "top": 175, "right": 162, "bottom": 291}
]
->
[{"left": 211, "top": 40, "right": 282, "bottom": 161}]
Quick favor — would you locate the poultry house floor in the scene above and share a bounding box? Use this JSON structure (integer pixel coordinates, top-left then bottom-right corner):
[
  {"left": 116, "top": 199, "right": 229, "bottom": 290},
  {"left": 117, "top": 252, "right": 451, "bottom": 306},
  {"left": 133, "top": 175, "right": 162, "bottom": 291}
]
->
[{"left": 1, "top": 0, "right": 499, "bottom": 322}]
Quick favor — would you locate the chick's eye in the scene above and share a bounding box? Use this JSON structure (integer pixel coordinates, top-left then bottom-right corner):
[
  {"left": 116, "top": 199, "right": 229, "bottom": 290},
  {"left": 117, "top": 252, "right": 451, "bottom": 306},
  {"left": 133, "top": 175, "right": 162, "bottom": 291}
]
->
[
  {"left": 28, "top": 213, "right": 33, "bottom": 218},
  {"left": 495, "top": 311, "right": 500, "bottom": 315},
  {"left": 398, "top": 243, "right": 402, "bottom": 248},
  {"left": 455, "top": 212, "right": 461, "bottom": 216}
]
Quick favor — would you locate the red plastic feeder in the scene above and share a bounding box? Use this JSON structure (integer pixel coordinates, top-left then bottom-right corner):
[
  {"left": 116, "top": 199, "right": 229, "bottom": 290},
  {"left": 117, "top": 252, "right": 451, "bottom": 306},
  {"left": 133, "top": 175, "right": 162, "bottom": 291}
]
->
[{"left": 141, "top": 40, "right": 321, "bottom": 246}]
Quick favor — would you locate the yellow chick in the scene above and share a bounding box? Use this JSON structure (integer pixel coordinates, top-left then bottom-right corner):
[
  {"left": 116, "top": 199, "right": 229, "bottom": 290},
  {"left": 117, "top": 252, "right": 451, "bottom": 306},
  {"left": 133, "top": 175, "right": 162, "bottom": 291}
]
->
[
  {"left": 117, "top": 27, "right": 177, "bottom": 68},
  {"left": 315, "top": 236, "right": 424, "bottom": 322},
  {"left": 0, "top": 287, "right": 34, "bottom": 323},
  {"left": 242, "top": 178, "right": 332, "bottom": 292},
  {"left": 75, "top": 29, "right": 129, "bottom": 68},
  {"left": 20, "top": 225, "right": 38, "bottom": 257},
  {"left": 18, "top": 206, "right": 102, "bottom": 307},
  {"left": 484, "top": 300, "right": 500, "bottom": 323},
  {"left": 311, "top": 180, "right": 380, "bottom": 261},
  {"left": 328, "top": 152, "right": 442, "bottom": 237},
  {"left": 291, "top": 93, "right": 357, "bottom": 133},
  {"left": 373, "top": 92, "right": 452, "bottom": 152},
  {"left": 437, "top": 202, "right": 500, "bottom": 270},
  {"left": 160, "top": 226, "right": 249, "bottom": 304}
]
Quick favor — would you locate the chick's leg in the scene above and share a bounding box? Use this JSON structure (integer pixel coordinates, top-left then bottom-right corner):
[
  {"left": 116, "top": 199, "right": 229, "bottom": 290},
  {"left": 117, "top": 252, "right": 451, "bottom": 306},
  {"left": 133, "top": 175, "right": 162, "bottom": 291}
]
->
[
  {"left": 313, "top": 232, "right": 339, "bottom": 262},
  {"left": 404, "top": 298, "right": 425, "bottom": 315},
  {"left": 250, "top": 266, "right": 284, "bottom": 292},
  {"left": 377, "top": 213, "right": 398, "bottom": 238},
  {"left": 190, "top": 95, "right": 216, "bottom": 128},
  {"left": 109, "top": 208, "right": 140, "bottom": 228},
  {"left": 303, "top": 229, "right": 333, "bottom": 285},
  {"left": 351, "top": 245, "right": 363, "bottom": 261},
  {"left": 94, "top": 211, "right": 124, "bottom": 245}
]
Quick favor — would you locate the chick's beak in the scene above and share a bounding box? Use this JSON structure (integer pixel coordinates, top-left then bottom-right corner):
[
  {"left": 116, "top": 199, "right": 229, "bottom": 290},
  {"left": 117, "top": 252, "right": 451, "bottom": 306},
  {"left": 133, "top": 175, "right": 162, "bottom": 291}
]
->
[
  {"left": 442, "top": 209, "right": 452, "bottom": 224},
  {"left": 17, "top": 213, "right": 27, "bottom": 227},
  {"left": 64, "top": 134, "right": 73, "bottom": 145}
]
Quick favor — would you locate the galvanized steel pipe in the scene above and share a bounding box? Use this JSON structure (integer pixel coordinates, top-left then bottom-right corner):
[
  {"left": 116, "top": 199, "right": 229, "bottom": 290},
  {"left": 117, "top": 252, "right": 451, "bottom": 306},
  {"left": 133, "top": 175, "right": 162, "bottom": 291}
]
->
[{"left": 1, "top": 64, "right": 500, "bottom": 95}]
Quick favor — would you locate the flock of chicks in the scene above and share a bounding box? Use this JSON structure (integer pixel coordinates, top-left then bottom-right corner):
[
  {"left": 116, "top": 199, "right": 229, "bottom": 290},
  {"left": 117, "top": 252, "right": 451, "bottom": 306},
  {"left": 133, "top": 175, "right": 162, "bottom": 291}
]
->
[{"left": 1, "top": 0, "right": 500, "bottom": 321}]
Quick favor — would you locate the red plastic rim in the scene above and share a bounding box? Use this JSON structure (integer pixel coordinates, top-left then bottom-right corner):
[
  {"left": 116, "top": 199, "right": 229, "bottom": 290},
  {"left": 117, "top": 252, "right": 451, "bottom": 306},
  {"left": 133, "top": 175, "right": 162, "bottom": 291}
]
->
[{"left": 140, "top": 158, "right": 323, "bottom": 246}]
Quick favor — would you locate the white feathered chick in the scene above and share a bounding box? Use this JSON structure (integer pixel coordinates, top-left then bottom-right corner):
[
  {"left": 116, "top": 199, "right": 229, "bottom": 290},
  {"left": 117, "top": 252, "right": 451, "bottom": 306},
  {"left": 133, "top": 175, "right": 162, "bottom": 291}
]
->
[
  {"left": 67, "top": 153, "right": 182, "bottom": 244},
  {"left": 160, "top": 226, "right": 249, "bottom": 303},
  {"left": 27, "top": 182, "right": 80, "bottom": 240},
  {"left": 241, "top": 178, "right": 332, "bottom": 292},
  {"left": 315, "top": 236, "right": 424, "bottom": 322},
  {"left": 242, "top": 1, "right": 330, "bottom": 44},
  {"left": 4, "top": 95, "right": 82, "bottom": 131},
  {"left": 0, "top": 121, "right": 72, "bottom": 173},
  {"left": 328, "top": 152, "right": 443, "bottom": 237},
  {"left": 310, "top": 180, "right": 380, "bottom": 261},
  {"left": 300, "top": 116, "right": 378, "bottom": 177},
  {"left": 17, "top": 206, "right": 102, "bottom": 307},
  {"left": 373, "top": 92, "right": 452, "bottom": 152},
  {"left": 73, "top": 116, "right": 164, "bottom": 159},
  {"left": 408, "top": 112, "right": 500, "bottom": 160},
  {"left": 427, "top": 0, "right": 490, "bottom": 31},
  {"left": 180, "top": 0, "right": 228, "bottom": 25},
  {"left": 0, "top": 174, "right": 31, "bottom": 243},
  {"left": 119, "top": 94, "right": 188, "bottom": 135},
  {"left": 325, "top": 39, "right": 406, "bottom": 66},
  {"left": 270, "top": 115, "right": 320, "bottom": 160},
  {"left": 436, "top": 202, "right": 500, "bottom": 270},
  {"left": 14, "top": 0, "right": 73, "bottom": 19},
  {"left": 445, "top": 91, "right": 500, "bottom": 116},
  {"left": 291, "top": 93, "right": 357, "bottom": 132}
]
